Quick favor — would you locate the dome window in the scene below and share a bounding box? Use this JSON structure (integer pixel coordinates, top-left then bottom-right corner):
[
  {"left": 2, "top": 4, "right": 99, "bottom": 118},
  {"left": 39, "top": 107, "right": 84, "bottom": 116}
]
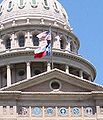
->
[
  {"left": 0, "top": 5, "right": 3, "bottom": 15},
  {"left": 7, "top": 1, "right": 13, "bottom": 12},
  {"left": 18, "top": 34, "right": 25, "bottom": 47},
  {"left": 32, "top": 34, "right": 39, "bottom": 46},
  {"left": 18, "top": 0, "right": 25, "bottom": 9},
  {"left": 5, "top": 37, "right": 11, "bottom": 49},
  {"left": 31, "top": 0, "right": 37, "bottom": 8},
  {"left": 54, "top": 2, "right": 59, "bottom": 13},
  {"left": 43, "top": 0, "right": 49, "bottom": 10}
]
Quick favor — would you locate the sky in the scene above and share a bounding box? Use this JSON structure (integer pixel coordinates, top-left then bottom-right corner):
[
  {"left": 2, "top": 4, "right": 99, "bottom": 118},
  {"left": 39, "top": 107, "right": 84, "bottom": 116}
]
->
[
  {"left": 0, "top": 0, "right": 103, "bottom": 85},
  {"left": 60, "top": 0, "right": 103, "bottom": 85}
]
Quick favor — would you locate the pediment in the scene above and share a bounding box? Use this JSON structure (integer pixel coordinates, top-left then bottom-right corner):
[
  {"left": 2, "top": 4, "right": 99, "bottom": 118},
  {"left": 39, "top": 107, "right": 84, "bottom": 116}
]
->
[{"left": 1, "top": 69, "right": 103, "bottom": 92}]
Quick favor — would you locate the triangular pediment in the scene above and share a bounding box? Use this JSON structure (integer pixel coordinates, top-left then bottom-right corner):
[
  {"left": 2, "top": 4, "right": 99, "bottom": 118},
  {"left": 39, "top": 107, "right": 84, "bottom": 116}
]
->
[{"left": 1, "top": 69, "right": 103, "bottom": 92}]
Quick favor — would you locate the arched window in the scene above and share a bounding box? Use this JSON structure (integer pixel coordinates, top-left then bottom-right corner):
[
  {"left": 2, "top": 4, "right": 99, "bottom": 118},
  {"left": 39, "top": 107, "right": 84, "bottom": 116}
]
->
[
  {"left": 60, "top": 39, "right": 65, "bottom": 49},
  {"left": 32, "top": 34, "right": 39, "bottom": 46},
  {"left": 18, "top": 34, "right": 25, "bottom": 47},
  {"left": 5, "top": 38, "right": 11, "bottom": 49}
]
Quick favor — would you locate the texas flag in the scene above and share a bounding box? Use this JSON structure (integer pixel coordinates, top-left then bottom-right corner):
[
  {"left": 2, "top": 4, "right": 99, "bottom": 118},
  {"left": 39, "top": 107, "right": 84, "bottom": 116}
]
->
[
  {"left": 34, "top": 44, "right": 51, "bottom": 58},
  {"left": 34, "top": 46, "right": 46, "bottom": 58}
]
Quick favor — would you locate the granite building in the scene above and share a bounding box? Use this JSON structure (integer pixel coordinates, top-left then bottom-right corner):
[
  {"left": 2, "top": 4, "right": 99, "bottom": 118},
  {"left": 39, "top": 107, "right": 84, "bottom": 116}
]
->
[{"left": 0, "top": 0, "right": 103, "bottom": 120}]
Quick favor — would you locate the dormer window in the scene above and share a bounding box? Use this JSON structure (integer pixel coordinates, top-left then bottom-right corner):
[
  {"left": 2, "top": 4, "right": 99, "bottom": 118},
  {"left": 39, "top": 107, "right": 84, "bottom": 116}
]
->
[
  {"left": 18, "top": 34, "right": 25, "bottom": 47},
  {"left": 5, "top": 38, "right": 11, "bottom": 49},
  {"left": 43, "top": 0, "right": 49, "bottom": 10},
  {"left": 7, "top": 1, "right": 13, "bottom": 12}
]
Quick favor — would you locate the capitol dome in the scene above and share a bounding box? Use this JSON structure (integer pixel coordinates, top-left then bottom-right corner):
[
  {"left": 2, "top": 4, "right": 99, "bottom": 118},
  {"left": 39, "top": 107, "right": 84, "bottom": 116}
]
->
[
  {"left": 0, "top": 0, "right": 96, "bottom": 89},
  {"left": 0, "top": 0, "right": 70, "bottom": 29}
]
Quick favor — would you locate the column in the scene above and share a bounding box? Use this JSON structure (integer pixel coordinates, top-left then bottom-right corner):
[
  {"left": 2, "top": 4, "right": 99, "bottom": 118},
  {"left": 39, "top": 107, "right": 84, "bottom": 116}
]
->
[
  {"left": 11, "top": 33, "right": 15, "bottom": 49},
  {"left": 27, "top": 62, "right": 31, "bottom": 79},
  {"left": 96, "top": 106, "right": 100, "bottom": 119},
  {"left": 7, "top": 65, "right": 11, "bottom": 87},
  {"left": 47, "top": 62, "right": 51, "bottom": 71},
  {"left": 80, "top": 70, "right": 83, "bottom": 79},
  {"left": 25, "top": 31, "right": 32, "bottom": 48},
  {"left": 65, "top": 65, "right": 69, "bottom": 74},
  {"left": 66, "top": 37, "right": 71, "bottom": 51}
]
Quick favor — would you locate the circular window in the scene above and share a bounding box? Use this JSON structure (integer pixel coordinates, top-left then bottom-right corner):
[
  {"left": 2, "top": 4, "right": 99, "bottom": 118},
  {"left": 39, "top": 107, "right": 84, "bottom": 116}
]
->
[
  {"left": 50, "top": 80, "right": 61, "bottom": 90},
  {"left": 34, "top": 70, "right": 41, "bottom": 75},
  {"left": 18, "top": 70, "right": 25, "bottom": 76}
]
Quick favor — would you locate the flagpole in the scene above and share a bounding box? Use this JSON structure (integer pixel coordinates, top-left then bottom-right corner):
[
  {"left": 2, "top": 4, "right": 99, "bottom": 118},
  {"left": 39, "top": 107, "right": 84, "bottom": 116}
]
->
[{"left": 49, "top": 25, "right": 53, "bottom": 70}]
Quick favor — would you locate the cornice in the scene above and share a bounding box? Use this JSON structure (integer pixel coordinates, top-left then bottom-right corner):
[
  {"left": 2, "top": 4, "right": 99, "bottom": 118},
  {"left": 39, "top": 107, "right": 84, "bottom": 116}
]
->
[
  {"left": 0, "top": 48, "right": 96, "bottom": 79},
  {"left": 0, "top": 91, "right": 103, "bottom": 100}
]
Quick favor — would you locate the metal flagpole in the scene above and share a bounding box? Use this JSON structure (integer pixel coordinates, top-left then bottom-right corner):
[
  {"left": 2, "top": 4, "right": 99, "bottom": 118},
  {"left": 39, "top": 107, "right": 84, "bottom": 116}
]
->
[{"left": 49, "top": 25, "right": 53, "bottom": 70}]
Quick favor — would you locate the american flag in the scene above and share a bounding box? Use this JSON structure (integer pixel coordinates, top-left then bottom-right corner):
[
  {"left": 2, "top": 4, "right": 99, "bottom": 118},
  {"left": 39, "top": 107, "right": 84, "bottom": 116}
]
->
[{"left": 37, "top": 31, "right": 51, "bottom": 41}]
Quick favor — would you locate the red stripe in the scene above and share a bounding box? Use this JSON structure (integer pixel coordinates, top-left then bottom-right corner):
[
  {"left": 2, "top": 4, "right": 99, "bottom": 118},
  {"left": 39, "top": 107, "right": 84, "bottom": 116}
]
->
[{"left": 34, "top": 51, "right": 46, "bottom": 58}]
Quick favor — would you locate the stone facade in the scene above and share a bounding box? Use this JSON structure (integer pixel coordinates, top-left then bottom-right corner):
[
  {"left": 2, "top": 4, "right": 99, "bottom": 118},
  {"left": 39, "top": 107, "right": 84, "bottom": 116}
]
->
[{"left": 0, "top": 0, "right": 102, "bottom": 120}]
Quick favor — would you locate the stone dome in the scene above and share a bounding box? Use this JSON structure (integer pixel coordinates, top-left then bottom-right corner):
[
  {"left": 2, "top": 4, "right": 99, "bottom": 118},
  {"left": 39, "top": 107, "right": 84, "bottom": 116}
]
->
[{"left": 0, "top": 0, "right": 70, "bottom": 29}]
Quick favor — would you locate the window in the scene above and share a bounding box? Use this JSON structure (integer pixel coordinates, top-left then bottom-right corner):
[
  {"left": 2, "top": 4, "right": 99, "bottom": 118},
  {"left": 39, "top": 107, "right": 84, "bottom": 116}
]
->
[
  {"left": 5, "top": 38, "right": 11, "bottom": 49},
  {"left": 60, "top": 39, "right": 65, "bottom": 49},
  {"left": 7, "top": 1, "right": 13, "bottom": 12},
  {"left": 54, "top": 2, "right": 59, "bottom": 13},
  {"left": 32, "top": 0, "right": 36, "bottom": 5},
  {"left": 43, "top": 0, "right": 49, "bottom": 10},
  {"left": 18, "top": 69, "right": 25, "bottom": 76},
  {"left": 18, "top": 0, "right": 25, "bottom": 9},
  {"left": 18, "top": 34, "right": 25, "bottom": 47},
  {"left": 0, "top": 5, "right": 3, "bottom": 14},
  {"left": 32, "top": 35, "right": 39, "bottom": 46},
  {"left": 8, "top": 1, "right": 12, "bottom": 8},
  {"left": 20, "top": 0, "right": 23, "bottom": 6},
  {"left": 44, "top": 0, "right": 48, "bottom": 6},
  {"left": 50, "top": 80, "right": 61, "bottom": 91}
]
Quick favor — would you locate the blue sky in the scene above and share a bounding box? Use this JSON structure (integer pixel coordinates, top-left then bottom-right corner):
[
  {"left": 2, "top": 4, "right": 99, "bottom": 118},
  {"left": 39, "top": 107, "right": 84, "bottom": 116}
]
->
[
  {"left": 0, "top": 0, "right": 103, "bottom": 85},
  {"left": 60, "top": 0, "right": 103, "bottom": 85}
]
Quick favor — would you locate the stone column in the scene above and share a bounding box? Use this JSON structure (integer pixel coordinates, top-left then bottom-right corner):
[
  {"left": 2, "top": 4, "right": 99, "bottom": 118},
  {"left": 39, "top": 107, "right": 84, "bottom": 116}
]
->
[
  {"left": 27, "top": 62, "right": 31, "bottom": 79},
  {"left": 47, "top": 62, "right": 51, "bottom": 71},
  {"left": 7, "top": 65, "right": 11, "bottom": 87},
  {"left": 25, "top": 31, "right": 32, "bottom": 48},
  {"left": 66, "top": 37, "right": 71, "bottom": 51},
  {"left": 80, "top": 70, "right": 83, "bottom": 79},
  {"left": 65, "top": 65, "right": 69, "bottom": 74},
  {"left": 11, "top": 33, "right": 15, "bottom": 49},
  {"left": 96, "top": 106, "right": 100, "bottom": 119}
]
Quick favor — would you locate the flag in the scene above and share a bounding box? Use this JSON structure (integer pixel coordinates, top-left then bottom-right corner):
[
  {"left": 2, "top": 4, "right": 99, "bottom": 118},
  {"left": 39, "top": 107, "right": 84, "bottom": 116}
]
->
[
  {"left": 34, "top": 46, "right": 46, "bottom": 58},
  {"left": 37, "top": 31, "right": 51, "bottom": 41},
  {"left": 46, "top": 43, "right": 52, "bottom": 56}
]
